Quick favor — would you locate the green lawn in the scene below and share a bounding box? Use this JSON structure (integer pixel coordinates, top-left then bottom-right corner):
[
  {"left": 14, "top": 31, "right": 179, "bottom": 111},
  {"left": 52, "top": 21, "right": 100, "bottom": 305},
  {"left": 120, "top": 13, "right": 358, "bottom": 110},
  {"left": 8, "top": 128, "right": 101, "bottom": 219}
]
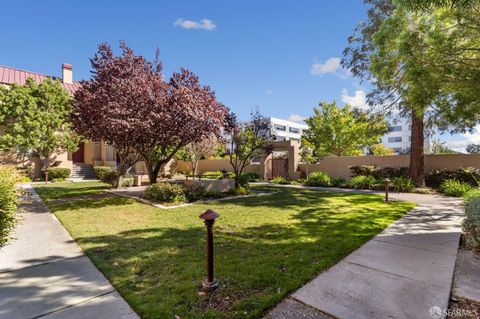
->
[{"left": 33, "top": 182, "right": 415, "bottom": 319}]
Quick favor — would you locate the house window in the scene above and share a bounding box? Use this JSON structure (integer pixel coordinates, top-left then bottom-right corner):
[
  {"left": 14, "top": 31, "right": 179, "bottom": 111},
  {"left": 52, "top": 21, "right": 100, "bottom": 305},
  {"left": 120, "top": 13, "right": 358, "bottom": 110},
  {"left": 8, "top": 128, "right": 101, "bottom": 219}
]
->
[
  {"left": 289, "top": 127, "right": 300, "bottom": 133},
  {"left": 276, "top": 136, "right": 286, "bottom": 141},
  {"left": 388, "top": 125, "right": 402, "bottom": 132},
  {"left": 388, "top": 136, "right": 402, "bottom": 143},
  {"left": 290, "top": 138, "right": 299, "bottom": 142},
  {"left": 274, "top": 124, "right": 286, "bottom": 131},
  {"left": 393, "top": 148, "right": 402, "bottom": 153}
]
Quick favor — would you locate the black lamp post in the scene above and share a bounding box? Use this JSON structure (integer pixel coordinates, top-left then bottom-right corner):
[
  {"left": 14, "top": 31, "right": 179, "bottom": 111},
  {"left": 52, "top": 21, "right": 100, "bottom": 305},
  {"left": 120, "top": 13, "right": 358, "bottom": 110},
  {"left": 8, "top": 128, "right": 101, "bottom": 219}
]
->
[
  {"left": 199, "top": 209, "right": 220, "bottom": 291},
  {"left": 384, "top": 178, "right": 391, "bottom": 203}
]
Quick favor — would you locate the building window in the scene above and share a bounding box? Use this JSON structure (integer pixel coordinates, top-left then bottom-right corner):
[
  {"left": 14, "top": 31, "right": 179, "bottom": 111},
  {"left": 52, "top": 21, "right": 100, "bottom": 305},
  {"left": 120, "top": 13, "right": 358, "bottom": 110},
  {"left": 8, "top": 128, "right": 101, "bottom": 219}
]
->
[
  {"left": 289, "top": 127, "right": 300, "bottom": 133},
  {"left": 392, "top": 148, "right": 402, "bottom": 153},
  {"left": 276, "top": 136, "right": 286, "bottom": 141},
  {"left": 388, "top": 125, "right": 402, "bottom": 132},
  {"left": 290, "top": 138, "right": 299, "bottom": 142},
  {"left": 388, "top": 136, "right": 402, "bottom": 143},
  {"left": 274, "top": 124, "right": 286, "bottom": 131}
]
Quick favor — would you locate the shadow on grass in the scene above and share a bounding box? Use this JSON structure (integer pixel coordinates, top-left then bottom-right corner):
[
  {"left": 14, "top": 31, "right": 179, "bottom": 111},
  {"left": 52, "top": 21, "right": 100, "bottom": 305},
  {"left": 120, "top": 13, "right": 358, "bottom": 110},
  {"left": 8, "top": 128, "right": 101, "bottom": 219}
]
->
[
  {"left": 34, "top": 184, "right": 108, "bottom": 200},
  {"left": 50, "top": 197, "right": 135, "bottom": 211},
  {"left": 73, "top": 201, "right": 409, "bottom": 319}
]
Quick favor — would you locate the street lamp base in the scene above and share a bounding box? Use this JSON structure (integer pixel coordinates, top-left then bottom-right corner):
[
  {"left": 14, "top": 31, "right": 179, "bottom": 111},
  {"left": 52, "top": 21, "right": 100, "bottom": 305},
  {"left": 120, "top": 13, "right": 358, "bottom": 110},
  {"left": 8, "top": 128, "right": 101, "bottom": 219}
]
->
[{"left": 202, "top": 278, "right": 218, "bottom": 291}]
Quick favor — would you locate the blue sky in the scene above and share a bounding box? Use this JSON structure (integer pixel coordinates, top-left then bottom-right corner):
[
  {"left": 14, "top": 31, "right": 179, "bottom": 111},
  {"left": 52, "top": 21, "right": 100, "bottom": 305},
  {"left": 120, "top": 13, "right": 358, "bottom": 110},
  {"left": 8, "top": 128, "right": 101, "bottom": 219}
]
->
[{"left": 1, "top": 0, "right": 477, "bottom": 151}]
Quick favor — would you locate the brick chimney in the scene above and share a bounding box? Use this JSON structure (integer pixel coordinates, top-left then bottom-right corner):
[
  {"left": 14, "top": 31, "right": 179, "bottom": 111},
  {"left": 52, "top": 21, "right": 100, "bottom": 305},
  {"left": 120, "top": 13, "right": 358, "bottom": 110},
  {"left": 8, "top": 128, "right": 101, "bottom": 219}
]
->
[{"left": 62, "top": 63, "right": 73, "bottom": 84}]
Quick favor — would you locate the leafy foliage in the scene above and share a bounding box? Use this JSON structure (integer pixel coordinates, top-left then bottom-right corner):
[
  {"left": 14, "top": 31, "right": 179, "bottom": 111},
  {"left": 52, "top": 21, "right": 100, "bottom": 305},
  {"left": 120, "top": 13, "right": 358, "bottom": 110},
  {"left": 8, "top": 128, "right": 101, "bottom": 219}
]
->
[
  {"left": 429, "top": 140, "right": 455, "bottom": 154},
  {"left": 73, "top": 42, "right": 228, "bottom": 186},
  {"left": 350, "top": 165, "right": 409, "bottom": 180},
  {"left": 440, "top": 179, "right": 472, "bottom": 197},
  {"left": 45, "top": 167, "right": 71, "bottom": 181},
  {"left": 225, "top": 109, "right": 273, "bottom": 181},
  {"left": 348, "top": 175, "right": 379, "bottom": 190},
  {"left": 392, "top": 176, "right": 414, "bottom": 192},
  {"left": 369, "top": 143, "right": 393, "bottom": 155},
  {"left": 271, "top": 176, "right": 290, "bottom": 184},
  {"left": 143, "top": 183, "right": 187, "bottom": 203},
  {"left": 177, "top": 136, "right": 220, "bottom": 180},
  {"left": 466, "top": 144, "right": 480, "bottom": 154},
  {"left": 305, "top": 172, "right": 331, "bottom": 187},
  {"left": 331, "top": 177, "right": 347, "bottom": 187},
  {"left": 93, "top": 166, "right": 112, "bottom": 181},
  {"left": 302, "top": 101, "right": 387, "bottom": 157},
  {"left": 0, "top": 166, "right": 19, "bottom": 247},
  {"left": 0, "top": 78, "right": 79, "bottom": 170},
  {"left": 426, "top": 167, "right": 480, "bottom": 188},
  {"left": 463, "top": 192, "right": 480, "bottom": 251}
]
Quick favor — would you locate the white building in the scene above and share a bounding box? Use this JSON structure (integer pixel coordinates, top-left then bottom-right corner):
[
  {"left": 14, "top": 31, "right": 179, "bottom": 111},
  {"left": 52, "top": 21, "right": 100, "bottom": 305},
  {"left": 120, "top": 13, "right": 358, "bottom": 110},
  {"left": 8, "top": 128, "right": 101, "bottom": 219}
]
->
[
  {"left": 239, "top": 117, "right": 307, "bottom": 143},
  {"left": 380, "top": 118, "right": 431, "bottom": 154},
  {"left": 267, "top": 117, "right": 308, "bottom": 143}
]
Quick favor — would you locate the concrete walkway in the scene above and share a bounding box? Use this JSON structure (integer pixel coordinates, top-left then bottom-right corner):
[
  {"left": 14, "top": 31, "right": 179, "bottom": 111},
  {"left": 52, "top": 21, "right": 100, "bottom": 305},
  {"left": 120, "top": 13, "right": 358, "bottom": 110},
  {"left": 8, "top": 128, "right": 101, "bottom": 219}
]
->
[
  {"left": 264, "top": 184, "right": 464, "bottom": 319},
  {"left": 0, "top": 185, "right": 138, "bottom": 319}
]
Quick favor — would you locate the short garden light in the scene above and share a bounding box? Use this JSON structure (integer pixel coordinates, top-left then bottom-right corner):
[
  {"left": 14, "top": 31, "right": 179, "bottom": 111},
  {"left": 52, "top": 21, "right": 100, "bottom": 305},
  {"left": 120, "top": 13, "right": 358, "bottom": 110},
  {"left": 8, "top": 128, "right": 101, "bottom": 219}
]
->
[
  {"left": 45, "top": 171, "right": 49, "bottom": 184},
  {"left": 199, "top": 209, "right": 220, "bottom": 291},
  {"left": 383, "top": 178, "right": 391, "bottom": 203}
]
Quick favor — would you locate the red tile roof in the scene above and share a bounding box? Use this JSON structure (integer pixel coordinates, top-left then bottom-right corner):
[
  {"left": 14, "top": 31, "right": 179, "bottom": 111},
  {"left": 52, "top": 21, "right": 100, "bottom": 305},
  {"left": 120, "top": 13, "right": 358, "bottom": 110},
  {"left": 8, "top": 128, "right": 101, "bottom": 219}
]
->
[{"left": 0, "top": 65, "right": 81, "bottom": 95}]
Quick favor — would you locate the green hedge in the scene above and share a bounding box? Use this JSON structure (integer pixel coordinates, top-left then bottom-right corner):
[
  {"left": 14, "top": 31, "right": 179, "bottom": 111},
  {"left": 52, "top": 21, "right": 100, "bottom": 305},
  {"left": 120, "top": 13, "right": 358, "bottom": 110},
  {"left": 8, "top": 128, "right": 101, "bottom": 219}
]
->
[
  {"left": 144, "top": 183, "right": 187, "bottom": 203},
  {"left": 93, "top": 166, "right": 112, "bottom": 180},
  {"left": 439, "top": 179, "right": 472, "bottom": 197},
  {"left": 350, "top": 165, "right": 409, "bottom": 180},
  {"left": 305, "top": 172, "right": 331, "bottom": 187},
  {"left": 0, "top": 166, "right": 19, "bottom": 247},
  {"left": 426, "top": 167, "right": 480, "bottom": 188},
  {"left": 464, "top": 188, "right": 480, "bottom": 251},
  {"left": 45, "top": 167, "right": 71, "bottom": 181}
]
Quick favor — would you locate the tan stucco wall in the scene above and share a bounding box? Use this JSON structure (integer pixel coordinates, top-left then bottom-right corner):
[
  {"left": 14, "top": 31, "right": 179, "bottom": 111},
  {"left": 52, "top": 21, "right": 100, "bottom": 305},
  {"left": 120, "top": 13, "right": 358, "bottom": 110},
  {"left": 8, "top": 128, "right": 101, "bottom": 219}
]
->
[
  {"left": 177, "top": 159, "right": 260, "bottom": 175},
  {"left": 298, "top": 154, "right": 480, "bottom": 180}
]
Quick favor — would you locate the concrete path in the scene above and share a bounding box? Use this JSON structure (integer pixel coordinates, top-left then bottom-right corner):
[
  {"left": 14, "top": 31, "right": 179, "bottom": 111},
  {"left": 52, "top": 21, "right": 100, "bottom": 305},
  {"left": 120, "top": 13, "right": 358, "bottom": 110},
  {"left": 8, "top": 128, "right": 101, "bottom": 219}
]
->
[
  {"left": 263, "top": 184, "right": 464, "bottom": 319},
  {"left": 0, "top": 185, "right": 139, "bottom": 319}
]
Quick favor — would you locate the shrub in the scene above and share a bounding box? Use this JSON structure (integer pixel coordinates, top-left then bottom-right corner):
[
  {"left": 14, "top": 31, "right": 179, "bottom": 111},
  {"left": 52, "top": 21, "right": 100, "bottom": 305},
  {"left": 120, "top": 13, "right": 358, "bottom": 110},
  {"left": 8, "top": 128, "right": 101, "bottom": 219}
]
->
[
  {"left": 101, "top": 171, "right": 119, "bottom": 188},
  {"left": 184, "top": 185, "right": 207, "bottom": 202},
  {"left": 439, "top": 179, "right": 472, "bottom": 197},
  {"left": 144, "top": 183, "right": 186, "bottom": 203},
  {"left": 426, "top": 167, "right": 480, "bottom": 188},
  {"left": 463, "top": 192, "right": 480, "bottom": 251},
  {"left": 45, "top": 167, "right": 71, "bottom": 181},
  {"left": 331, "top": 177, "right": 346, "bottom": 187},
  {"left": 349, "top": 165, "right": 409, "bottom": 180},
  {"left": 464, "top": 188, "right": 480, "bottom": 204},
  {"left": 228, "top": 186, "right": 250, "bottom": 196},
  {"left": 234, "top": 172, "right": 259, "bottom": 187},
  {"left": 200, "top": 171, "right": 223, "bottom": 179},
  {"left": 121, "top": 177, "right": 133, "bottom": 187},
  {"left": 348, "top": 175, "right": 378, "bottom": 190},
  {"left": 0, "top": 166, "right": 19, "bottom": 247},
  {"left": 392, "top": 176, "right": 414, "bottom": 192},
  {"left": 271, "top": 176, "right": 290, "bottom": 184},
  {"left": 305, "top": 172, "right": 331, "bottom": 187},
  {"left": 94, "top": 166, "right": 112, "bottom": 181}
]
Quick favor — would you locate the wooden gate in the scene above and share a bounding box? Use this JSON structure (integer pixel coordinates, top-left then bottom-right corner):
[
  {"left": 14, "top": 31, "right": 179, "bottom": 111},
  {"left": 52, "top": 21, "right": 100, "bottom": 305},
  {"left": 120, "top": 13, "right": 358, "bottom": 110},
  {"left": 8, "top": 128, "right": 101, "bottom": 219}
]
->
[{"left": 271, "top": 158, "right": 288, "bottom": 179}]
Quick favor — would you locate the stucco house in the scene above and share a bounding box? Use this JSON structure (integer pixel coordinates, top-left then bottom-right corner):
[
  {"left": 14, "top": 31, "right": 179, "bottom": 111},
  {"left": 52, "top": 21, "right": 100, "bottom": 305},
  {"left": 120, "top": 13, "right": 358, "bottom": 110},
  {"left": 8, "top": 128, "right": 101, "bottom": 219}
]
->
[{"left": 0, "top": 63, "right": 118, "bottom": 178}]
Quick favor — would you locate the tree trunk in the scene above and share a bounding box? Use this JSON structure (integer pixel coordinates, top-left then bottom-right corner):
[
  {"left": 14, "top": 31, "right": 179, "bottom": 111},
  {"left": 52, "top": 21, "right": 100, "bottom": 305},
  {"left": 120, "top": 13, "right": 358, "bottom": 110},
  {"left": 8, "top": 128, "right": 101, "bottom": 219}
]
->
[
  {"left": 144, "top": 160, "right": 163, "bottom": 184},
  {"left": 192, "top": 160, "right": 199, "bottom": 180},
  {"left": 409, "top": 109, "right": 425, "bottom": 187}
]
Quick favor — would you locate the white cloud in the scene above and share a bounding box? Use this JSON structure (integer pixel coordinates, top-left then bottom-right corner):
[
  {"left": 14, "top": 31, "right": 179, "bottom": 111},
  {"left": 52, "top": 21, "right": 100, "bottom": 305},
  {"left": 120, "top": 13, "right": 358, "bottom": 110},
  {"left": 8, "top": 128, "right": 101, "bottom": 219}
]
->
[
  {"left": 265, "top": 89, "right": 274, "bottom": 95},
  {"left": 341, "top": 89, "right": 369, "bottom": 110},
  {"left": 174, "top": 18, "right": 216, "bottom": 30},
  {"left": 441, "top": 125, "right": 480, "bottom": 152},
  {"left": 310, "top": 57, "right": 342, "bottom": 76},
  {"left": 287, "top": 114, "right": 306, "bottom": 123}
]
